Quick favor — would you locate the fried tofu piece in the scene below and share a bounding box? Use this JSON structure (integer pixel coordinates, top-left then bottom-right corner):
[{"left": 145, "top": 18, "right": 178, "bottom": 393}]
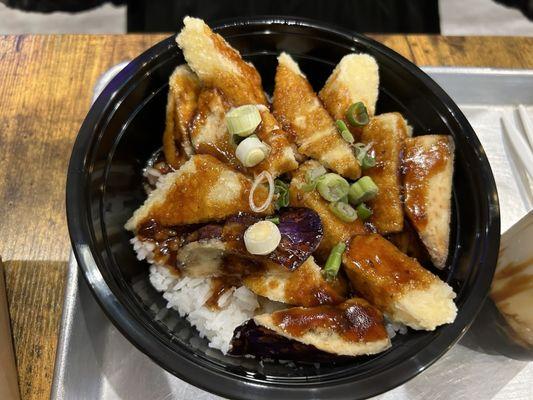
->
[
  {"left": 243, "top": 257, "right": 347, "bottom": 307},
  {"left": 125, "top": 154, "right": 273, "bottom": 231},
  {"left": 163, "top": 65, "right": 201, "bottom": 169},
  {"left": 289, "top": 161, "right": 368, "bottom": 259},
  {"left": 403, "top": 135, "right": 455, "bottom": 269},
  {"left": 387, "top": 219, "right": 431, "bottom": 266},
  {"left": 176, "top": 16, "right": 266, "bottom": 106},
  {"left": 273, "top": 53, "right": 361, "bottom": 179},
  {"left": 254, "top": 298, "right": 391, "bottom": 356},
  {"left": 189, "top": 88, "right": 243, "bottom": 171},
  {"left": 176, "top": 17, "right": 298, "bottom": 177},
  {"left": 360, "top": 113, "right": 408, "bottom": 234},
  {"left": 342, "top": 234, "right": 457, "bottom": 330},
  {"left": 190, "top": 88, "right": 299, "bottom": 178},
  {"left": 319, "top": 54, "right": 379, "bottom": 141}
]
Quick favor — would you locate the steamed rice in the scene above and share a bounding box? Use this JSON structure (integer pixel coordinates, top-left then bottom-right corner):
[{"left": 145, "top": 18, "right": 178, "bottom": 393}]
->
[{"left": 135, "top": 235, "right": 261, "bottom": 354}]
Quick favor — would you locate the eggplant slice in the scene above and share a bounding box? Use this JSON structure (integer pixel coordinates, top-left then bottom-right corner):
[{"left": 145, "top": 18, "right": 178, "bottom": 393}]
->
[
  {"left": 229, "top": 320, "right": 353, "bottom": 362},
  {"left": 183, "top": 207, "right": 323, "bottom": 271}
]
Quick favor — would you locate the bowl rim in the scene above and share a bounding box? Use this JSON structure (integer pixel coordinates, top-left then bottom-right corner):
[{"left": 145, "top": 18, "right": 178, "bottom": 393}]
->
[{"left": 66, "top": 16, "right": 500, "bottom": 400}]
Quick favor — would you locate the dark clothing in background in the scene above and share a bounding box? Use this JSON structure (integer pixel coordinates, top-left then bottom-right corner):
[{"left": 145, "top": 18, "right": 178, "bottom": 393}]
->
[
  {"left": 126, "top": 0, "right": 440, "bottom": 33},
  {"left": 495, "top": 0, "right": 533, "bottom": 19}
]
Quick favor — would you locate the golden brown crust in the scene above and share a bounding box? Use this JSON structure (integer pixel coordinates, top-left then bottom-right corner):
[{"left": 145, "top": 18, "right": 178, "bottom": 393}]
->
[
  {"left": 360, "top": 113, "right": 408, "bottom": 234},
  {"left": 319, "top": 54, "right": 379, "bottom": 141},
  {"left": 125, "top": 154, "right": 273, "bottom": 230},
  {"left": 163, "top": 65, "right": 201, "bottom": 169},
  {"left": 289, "top": 161, "right": 368, "bottom": 260},
  {"left": 403, "top": 135, "right": 454, "bottom": 269},
  {"left": 273, "top": 53, "right": 361, "bottom": 179},
  {"left": 176, "top": 18, "right": 298, "bottom": 177},
  {"left": 189, "top": 88, "right": 243, "bottom": 171},
  {"left": 176, "top": 17, "right": 266, "bottom": 106},
  {"left": 254, "top": 298, "right": 391, "bottom": 356},
  {"left": 342, "top": 234, "right": 436, "bottom": 315},
  {"left": 243, "top": 257, "right": 347, "bottom": 307}
]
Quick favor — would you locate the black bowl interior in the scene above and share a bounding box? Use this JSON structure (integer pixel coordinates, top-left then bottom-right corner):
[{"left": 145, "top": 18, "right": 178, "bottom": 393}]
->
[{"left": 67, "top": 18, "right": 500, "bottom": 400}]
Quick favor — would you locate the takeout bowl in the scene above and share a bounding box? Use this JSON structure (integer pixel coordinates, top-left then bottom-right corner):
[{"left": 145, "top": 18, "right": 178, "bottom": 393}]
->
[{"left": 66, "top": 18, "right": 500, "bottom": 399}]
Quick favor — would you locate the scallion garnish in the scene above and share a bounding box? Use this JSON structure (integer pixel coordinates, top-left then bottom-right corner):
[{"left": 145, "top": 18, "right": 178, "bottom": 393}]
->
[
  {"left": 335, "top": 120, "right": 354, "bottom": 144},
  {"left": 361, "top": 154, "right": 376, "bottom": 169},
  {"left": 346, "top": 102, "right": 369, "bottom": 127},
  {"left": 302, "top": 165, "right": 327, "bottom": 192},
  {"left": 329, "top": 201, "right": 358, "bottom": 222},
  {"left": 356, "top": 203, "right": 373, "bottom": 220},
  {"left": 274, "top": 179, "right": 290, "bottom": 210},
  {"left": 348, "top": 176, "right": 379, "bottom": 205},
  {"left": 226, "top": 105, "right": 262, "bottom": 137},
  {"left": 265, "top": 216, "right": 280, "bottom": 225},
  {"left": 235, "top": 136, "right": 270, "bottom": 167},
  {"left": 316, "top": 173, "right": 350, "bottom": 202},
  {"left": 323, "top": 242, "right": 346, "bottom": 281}
]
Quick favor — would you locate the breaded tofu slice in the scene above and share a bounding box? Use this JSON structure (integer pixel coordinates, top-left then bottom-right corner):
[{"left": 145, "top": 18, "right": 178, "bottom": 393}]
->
[
  {"left": 189, "top": 88, "right": 243, "bottom": 171},
  {"left": 176, "top": 16, "right": 266, "bottom": 105},
  {"left": 189, "top": 88, "right": 299, "bottom": 177},
  {"left": 360, "top": 113, "right": 408, "bottom": 234},
  {"left": 163, "top": 65, "right": 201, "bottom": 169},
  {"left": 243, "top": 257, "right": 347, "bottom": 307},
  {"left": 254, "top": 298, "right": 391, "bottom": 356},
  {"left": 319, "top": 54, "right": 379, "bottom": 140},
  {"left": 343, "top": 234, "right": 457, "bottom": 330},
  {"left": 125, "top": 154, "right": 273, "bottom": 231},
  {"left": 176, "top": 17, "right": 298, "bottom": 177},
  {"left": 289, "top": 161, "right": 368, "bottom": 259},
  {"left": 273, "top": 53, "right": 361, "bottom": 179},
  {"left": 403, "top": 135, "right": 455, "bottom": 269}
]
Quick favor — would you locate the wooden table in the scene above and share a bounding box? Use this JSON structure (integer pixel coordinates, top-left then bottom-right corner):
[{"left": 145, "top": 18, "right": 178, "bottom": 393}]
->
[{"left": 0, "top": 34, "right": 532, "bottom": 400}]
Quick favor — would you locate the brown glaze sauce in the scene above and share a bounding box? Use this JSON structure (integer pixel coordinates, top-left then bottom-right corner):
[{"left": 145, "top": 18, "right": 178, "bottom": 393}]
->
[
  {"left": 343, "top": 234, "right": 434, "bottom": 307},
  {"left": 271, "top": 299, "right": 387, "bottom": 342},
  {"left": 144, "top": 155, "right": 270, "bottom": 227},
  {"left": 283, "top": 262, "right": 345, "bottom": 306},
  {"left": 205, "top": 275, "right": 242, "bottom": 310},
  {"left": 402, "top": 137, "right": 451, "bottom": 229},
  {"left": 137, "top": 219, "right": 192, "bottom": 268}
]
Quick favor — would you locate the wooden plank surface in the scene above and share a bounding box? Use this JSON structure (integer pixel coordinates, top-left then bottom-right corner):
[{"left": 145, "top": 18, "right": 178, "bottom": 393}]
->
[{"left": 0, "top": 34, "right": 531, "bottom": 400}]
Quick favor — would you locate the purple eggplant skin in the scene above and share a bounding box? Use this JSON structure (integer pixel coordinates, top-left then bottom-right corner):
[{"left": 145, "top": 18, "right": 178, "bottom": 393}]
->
[
  {"left": 184, "top": 207, "right": 323, "bottom": 271},
  {"left": 273, "top": 207, "right": 323, "bottom": 270},
  {"left": 229, "top": 320, "right": 352, "bottom": 363}
]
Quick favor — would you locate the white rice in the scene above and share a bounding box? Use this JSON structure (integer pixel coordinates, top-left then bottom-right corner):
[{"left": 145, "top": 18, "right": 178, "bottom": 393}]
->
[{"left": 150, "top": 264, "right": 259, "bottom": 354}]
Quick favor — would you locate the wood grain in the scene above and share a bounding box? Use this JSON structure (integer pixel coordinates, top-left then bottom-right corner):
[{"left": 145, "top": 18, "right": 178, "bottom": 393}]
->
[{"left": 0, "top": 34, "right": 531, "bottom": 400}]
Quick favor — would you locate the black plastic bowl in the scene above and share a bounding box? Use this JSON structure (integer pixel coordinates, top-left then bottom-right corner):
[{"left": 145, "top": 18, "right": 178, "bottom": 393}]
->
[{"left": 67, "top": 18, "right": 500, "bottom": 400}]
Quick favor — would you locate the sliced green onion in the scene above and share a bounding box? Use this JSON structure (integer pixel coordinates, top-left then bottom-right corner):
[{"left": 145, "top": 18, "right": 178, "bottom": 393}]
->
[
  {"left": 274, "top": 179, "right": 290, "bottom": 210},
  {"left": 339, "top": 194, "right": 349, "bottom": 203},
  {"left": 265, "top": 216, "right": 280, "bottom": 225},
  {"left": 348, "top": 176, "right": 379, "bottom": 205},
  {"left": 361, "top": 154, "right": 376, "bottom": 169},
  {"left": 335, "top": 120, "right": 354, "bottom": 144},
  {"left": 353, "top": 142, "right": 373, "bottom": 166},
  {"left": 305, "top": 165, "right": 327, "bottom": 183},
  {"left": 316, "top": 173, "right": 350, "bottom": 202},
  {"left": 329, "top": 201, "right": 358, "bottom": 222},
  {"left": 235, "top": 136, "right": 269, "bottom": 167},
  {"left": 302, "top": 165, "right": 327, "bottom": 192},
  {"left": 323, "top": 242, "right": 346, "bottom": 281},
  {"left": 356, "top": 203, "right": 373, "bottom": 220},
  {"left": 226, "top": 105, "right": 262, "bottom": 137},
  {"left": 346, "top": 102, "right": 369, "bottom": 127}
]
